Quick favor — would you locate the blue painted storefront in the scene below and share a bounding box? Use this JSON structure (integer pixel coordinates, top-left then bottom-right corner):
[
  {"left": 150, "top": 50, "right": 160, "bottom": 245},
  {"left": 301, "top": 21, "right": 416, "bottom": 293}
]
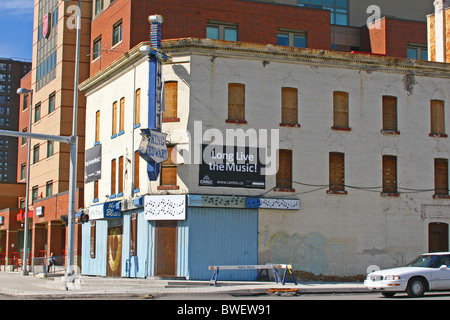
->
[{"left": 81, "top": 196, "right": 259, "bottom": 280}]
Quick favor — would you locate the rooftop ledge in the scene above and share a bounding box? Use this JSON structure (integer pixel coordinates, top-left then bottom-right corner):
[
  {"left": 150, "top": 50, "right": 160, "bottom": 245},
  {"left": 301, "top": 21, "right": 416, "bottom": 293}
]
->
[{"left": 80, "top": 38, "right": 450, "bottom": 92}]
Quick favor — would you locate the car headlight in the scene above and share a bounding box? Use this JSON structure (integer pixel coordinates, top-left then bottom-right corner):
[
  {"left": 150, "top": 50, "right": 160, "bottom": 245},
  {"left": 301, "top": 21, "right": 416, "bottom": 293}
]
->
[{"left": 384, "top": 275, "right": 400, "bottom": 280}]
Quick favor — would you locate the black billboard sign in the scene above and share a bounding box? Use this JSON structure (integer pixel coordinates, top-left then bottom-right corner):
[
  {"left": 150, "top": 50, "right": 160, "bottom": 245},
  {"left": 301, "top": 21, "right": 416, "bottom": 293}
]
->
[
  {"left": 85, "top": 144, "right": 102, "bottom": 183},
  {"left": 199, "top": 144, "right": 265, "bottom": 189}
]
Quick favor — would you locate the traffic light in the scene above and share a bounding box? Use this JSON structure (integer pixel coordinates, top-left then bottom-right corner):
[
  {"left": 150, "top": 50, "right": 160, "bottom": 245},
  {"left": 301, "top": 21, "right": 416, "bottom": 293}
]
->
[{"left": 76, "top": 210, "right": 89, "bottom": 223}]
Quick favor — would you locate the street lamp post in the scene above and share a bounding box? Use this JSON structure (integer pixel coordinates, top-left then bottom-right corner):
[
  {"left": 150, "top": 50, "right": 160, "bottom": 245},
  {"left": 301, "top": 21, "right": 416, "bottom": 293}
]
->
[{"left": 16, "top": 88, "right": 32, "bottom": 276}]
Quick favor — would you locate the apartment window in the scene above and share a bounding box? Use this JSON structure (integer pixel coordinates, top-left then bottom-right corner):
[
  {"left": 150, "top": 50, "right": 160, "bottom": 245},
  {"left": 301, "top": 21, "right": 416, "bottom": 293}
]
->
[
  {"left": 134, "top": 150, "right": 140, "bottom": 191},
  {"left": 281, "top": 87, "right": 299, "bottom": 126},
  {"left": 23, "top": 94, "right": 28, "bottom": 110},
  {"left": 130, "top": 213, "right": 137, "bottom": 256},
  {"left": 93, "top": 37, "right": 102, "bottom": 60},
  {"left": 20, "top": 163, "right": 26, "bottom": 180},
  {"left": 206, "top": 23, "right": 238, "bottom": 41},
  {"left": 329, "top": 152, "right": 346, "bottom": 193},
  {"left": 382, "top": 155, "right": 397, "bottom": 195},
  {"left": 111, "top": 159, "right": 116, "bottom": 196},
  {"left": 21, "top": 128, "right": 27, "bottom": 145},
  {"left": 434, "top": 159, "right": 449, "bottom": 197},
  {"left": 118, "top": 156, "right": 124, "bottom": 195},
  {"left": 159, "top": 146, "right": 178, "bottom": 188},
  {"left": 32, "top": 186, "right": 39, "bottom": 202},
  {"left": 95, "top": 110, "right": 100, "bottom": 143},
  {"left": 430, "top": 100, "right": 446, "bottom": 137},
  {"left": 134, "top": 89, "right": 141, "bottom": 126},
  {"left": 33, "top": 144, "right": 39, "bottom": 164},
  {"left": 48, "top": 92, "right": 55, "bottom": 113},
  {"left": 34, "top": 103, "right": 41, "bottom": 122},
  {"left": 407, "top": 45, "right": 428, "bottom": 61},
  {"left": 119, "top": 98, "right": 125, "bottom": 133},
  {"left": 47, "top": 140, "right": 54, "bottom": 158},
  {"left": 112, "top": 21, "right": 122, "bottom": 46},
  {"left": 46, "top": 181, "right": 53, "bottom": 197},
  {"left": 276, "top": 149, "right": 293, "bottom": 190},
  {"left": 277, "top": 31, "right": 307, "bottom": 48},
  {"left": 298, "top": 0, "right": 348, "bottom": 26},
  {"left": 382, "top": 96, "right": 398, "bottom": 133},
  {"left": 332, "top": 91, "right": 349, "bottom": 130},
  {"left": 112, "top": 101, "right": 118, "bottom": 136},
  {"left": 227, "top": 83, "right": 246, "bottom": 123},
  {"left": 163, "top": 81, "right": 178, "bottom": 121},
  {"left": 94, "top": 0, "right": 103, "bottom": 15}
]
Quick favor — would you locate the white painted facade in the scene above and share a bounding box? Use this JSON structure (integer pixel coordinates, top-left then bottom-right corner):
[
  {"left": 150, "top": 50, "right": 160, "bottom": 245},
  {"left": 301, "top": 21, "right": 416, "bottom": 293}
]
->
[{"left": 81, "top": 39, "right": 450, "bottom": 279}]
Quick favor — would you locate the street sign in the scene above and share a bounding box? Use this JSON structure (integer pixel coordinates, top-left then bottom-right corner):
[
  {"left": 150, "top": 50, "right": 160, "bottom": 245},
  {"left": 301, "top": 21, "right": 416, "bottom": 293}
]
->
[{"left": 138, "top": 129, "right": 168, "bottom": 163}]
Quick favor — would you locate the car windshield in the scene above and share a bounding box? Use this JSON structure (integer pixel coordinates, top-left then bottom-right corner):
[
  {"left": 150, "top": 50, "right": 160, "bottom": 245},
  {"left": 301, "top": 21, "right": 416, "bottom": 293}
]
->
[{"left": 406, "top": 255, "right": 444, "bottom": 268}]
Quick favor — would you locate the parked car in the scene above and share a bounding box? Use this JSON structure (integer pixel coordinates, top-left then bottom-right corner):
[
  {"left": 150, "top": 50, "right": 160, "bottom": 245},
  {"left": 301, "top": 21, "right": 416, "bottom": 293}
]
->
[{"left": 364, "top": 252, "right": 450, "bottom": 297}]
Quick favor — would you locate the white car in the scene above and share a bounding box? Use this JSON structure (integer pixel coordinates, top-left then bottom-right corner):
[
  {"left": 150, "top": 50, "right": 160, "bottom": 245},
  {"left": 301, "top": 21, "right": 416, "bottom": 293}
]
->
[{"left": 364, "top": 252, "right": 450, "bottom": 297}]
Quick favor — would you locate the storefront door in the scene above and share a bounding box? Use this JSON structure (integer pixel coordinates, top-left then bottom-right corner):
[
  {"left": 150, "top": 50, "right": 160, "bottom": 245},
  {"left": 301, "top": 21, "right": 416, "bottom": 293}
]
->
[
  {"left": 155, "top": 221, "right": 177, "bottom": 277},
  {"left": 107, "top": 226, "right": 122, "bottom": 277}
]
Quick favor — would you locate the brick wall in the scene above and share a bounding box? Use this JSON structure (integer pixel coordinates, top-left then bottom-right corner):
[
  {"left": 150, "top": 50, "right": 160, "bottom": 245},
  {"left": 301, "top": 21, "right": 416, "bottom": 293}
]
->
[
  {"left": 361, "top": 17, "right": 427, "bottom": 58},
  {"left": 90, "top": 0, "right": 331, "bottom": 75}
]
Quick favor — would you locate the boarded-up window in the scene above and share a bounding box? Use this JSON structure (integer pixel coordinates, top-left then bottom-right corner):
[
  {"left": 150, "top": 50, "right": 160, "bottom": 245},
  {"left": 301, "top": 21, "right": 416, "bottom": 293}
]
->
[
  {"left": 382, "top": 155, "right": 397, "bottom": 193},
  {"left": 119, "top": 98, "right": 125, "bottom": 132},
  {"left": 228, "top": 83, "right": 245, "bottom": 121},
  {"left": 429, "top": 222, "right": 449, "bottom": 252},
  {"left": 95, "top": 110, "right": 100, "bottom": 142},
  {"left": 276, "top": 149, "right": 292, "bottom": 189},
  {"left": 333, "top": 91, "right": 349, "bottom": 128},
  {"left": 281, "top": 87, "right": 298, "bottom": 124},
  {"left": 135, "top": 89, "right": 141, "bottom": 125},
  {"left": 382, "top": 96, "right": 397, "bottom": 131},
  {"left": 118, "top": 156, "right": 124, "bottom": 194},
  {"left": 112, "top": 102, "right": 118, "bottom": 135},
  {"left": 431, "top": 100, "right": 445, "bottom": 135},
  {"left": 163, "top": 81, "right": 178, "bottom": 119},
  {"left": 160, "top": 146, "right": 177, "bottom": 186},
  {"left": 130, "top": 213, "right": 137, "bottom": 256},
  {"left": 134, "top": 150, "right": 139, "bottom": 190},
  {"left": 111, "top": 158, "right": 116, "bottom": 195},
  {"left": 435, "top": 158, "right": 448, "bottom": 196},
  {"left": 94, "top": 180, "right": 99, "bottom": 200},
  {"left": 329, "top": 152, "right": 345, "bottom": 191}
]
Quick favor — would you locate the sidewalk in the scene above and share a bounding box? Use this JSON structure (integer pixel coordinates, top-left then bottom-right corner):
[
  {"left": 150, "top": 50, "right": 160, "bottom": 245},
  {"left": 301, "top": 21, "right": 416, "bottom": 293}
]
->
[{"left": 0, "top": 271, "right": 369, "bottom": 299}]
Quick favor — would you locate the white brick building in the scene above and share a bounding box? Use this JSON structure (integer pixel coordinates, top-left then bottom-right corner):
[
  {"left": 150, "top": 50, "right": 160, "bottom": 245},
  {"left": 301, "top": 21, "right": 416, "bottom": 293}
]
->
[{"left": 80, "top": 38, "right": 450, "bottom": 280}]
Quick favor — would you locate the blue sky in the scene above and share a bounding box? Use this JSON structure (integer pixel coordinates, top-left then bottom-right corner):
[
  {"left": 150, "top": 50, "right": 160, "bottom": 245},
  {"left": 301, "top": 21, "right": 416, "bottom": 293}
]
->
[{"left": 0, "top": 0, "right": 34, "bottom": 61}]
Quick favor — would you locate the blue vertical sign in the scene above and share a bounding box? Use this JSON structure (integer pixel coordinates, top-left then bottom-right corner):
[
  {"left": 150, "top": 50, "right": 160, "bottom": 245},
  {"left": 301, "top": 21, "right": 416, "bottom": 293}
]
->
[{"left": 141, "top": 15, "right": 164, "bottom": 181}]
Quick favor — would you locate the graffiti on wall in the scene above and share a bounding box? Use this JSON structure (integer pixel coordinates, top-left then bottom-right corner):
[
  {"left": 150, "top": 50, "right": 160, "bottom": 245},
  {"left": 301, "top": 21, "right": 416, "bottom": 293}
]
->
[{"left": 262, "top": 231, "right": 353, "bottom": 275}]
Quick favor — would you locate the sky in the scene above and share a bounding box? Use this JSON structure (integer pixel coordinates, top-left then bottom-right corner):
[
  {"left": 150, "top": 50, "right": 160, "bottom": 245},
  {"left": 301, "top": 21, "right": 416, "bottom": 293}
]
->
[{"left": 0, "top": 0, "right": 34, "bottom": 61}]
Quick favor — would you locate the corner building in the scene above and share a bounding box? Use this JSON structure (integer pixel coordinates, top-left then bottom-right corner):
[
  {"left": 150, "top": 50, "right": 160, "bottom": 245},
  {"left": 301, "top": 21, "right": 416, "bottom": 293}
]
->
[{"left": 80, "top": 36, "right": 450, "bottom": 280}]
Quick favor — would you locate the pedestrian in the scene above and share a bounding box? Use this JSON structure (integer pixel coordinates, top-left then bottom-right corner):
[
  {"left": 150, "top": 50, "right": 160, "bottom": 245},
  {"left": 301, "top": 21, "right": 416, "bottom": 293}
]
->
[{"left": 47, "top": 252, "right": 55, "bottom": 273}]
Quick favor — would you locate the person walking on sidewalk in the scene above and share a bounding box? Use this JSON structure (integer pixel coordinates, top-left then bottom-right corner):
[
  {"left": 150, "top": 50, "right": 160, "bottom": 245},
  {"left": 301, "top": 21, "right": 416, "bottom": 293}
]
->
[{"left": 47, "top": 253, "right": 55, "bottom": 273}]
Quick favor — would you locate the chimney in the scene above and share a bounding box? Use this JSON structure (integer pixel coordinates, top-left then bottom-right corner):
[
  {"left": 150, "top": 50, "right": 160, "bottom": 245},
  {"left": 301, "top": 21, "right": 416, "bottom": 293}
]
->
[{"left": 431, "top": 0, "right": 450, "bottom": 62}]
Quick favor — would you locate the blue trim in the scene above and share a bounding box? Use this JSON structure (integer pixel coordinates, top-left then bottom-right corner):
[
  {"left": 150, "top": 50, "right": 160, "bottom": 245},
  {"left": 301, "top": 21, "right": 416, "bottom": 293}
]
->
[
  {"left": 93, "top": 198, "right": 99, "bottom": 203},
  {"left": 133, "top": 123, "right": 141, "bottom": 129},
  {"left": 117, "top": 192, "right": 123, "bottom": 197},
  {"left": 109, "top": 194, "right": 117, "bottom": 199},
  {"left": 118, "top": 130, "right": 125, "bottom": 136},
  {"left": 94, "top": 141, "right": 100, "bottom": 146},
  {"left": 111, "top": 134, "right": 117, "bottom": 139}
]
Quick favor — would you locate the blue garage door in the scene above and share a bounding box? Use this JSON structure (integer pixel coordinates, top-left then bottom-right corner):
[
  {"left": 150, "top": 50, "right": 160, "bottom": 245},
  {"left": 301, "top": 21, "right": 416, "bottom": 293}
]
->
[{"left": 180, "top": 207, "right": 258, "bottom": 281}]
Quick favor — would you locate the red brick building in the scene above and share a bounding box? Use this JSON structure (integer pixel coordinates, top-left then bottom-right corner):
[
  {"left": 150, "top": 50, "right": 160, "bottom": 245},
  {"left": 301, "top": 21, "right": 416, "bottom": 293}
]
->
[
  {"left": 89, "top": 0, "right": 332, "bottom": 75},
  {"left": 361, "top": 17, "right": 428, "bottom": 59}
]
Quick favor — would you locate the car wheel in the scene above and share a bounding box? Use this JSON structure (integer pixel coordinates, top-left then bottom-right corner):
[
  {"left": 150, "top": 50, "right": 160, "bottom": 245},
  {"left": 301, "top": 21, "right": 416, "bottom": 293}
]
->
[
  {"left": 406, "top": 277, "right": 427, "bottom": 298},
  {"left": 381, "top": 292, "right": 396, "bottom": 298}
]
